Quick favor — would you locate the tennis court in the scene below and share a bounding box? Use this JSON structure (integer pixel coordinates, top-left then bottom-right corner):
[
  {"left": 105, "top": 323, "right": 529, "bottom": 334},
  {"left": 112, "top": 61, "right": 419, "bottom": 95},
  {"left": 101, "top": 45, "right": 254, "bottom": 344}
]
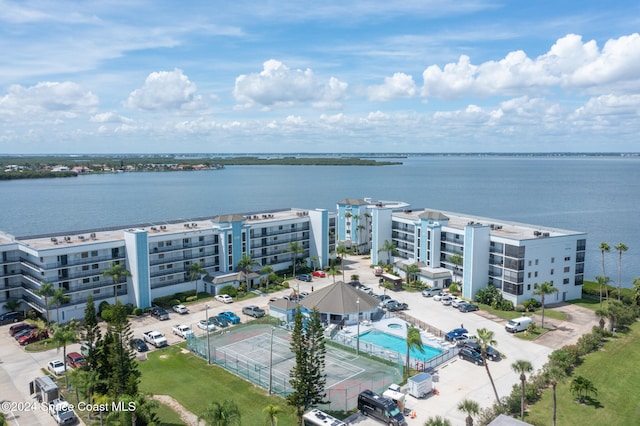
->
[{"left": 187, "top": 322, "right": 402, "bottom": 411}]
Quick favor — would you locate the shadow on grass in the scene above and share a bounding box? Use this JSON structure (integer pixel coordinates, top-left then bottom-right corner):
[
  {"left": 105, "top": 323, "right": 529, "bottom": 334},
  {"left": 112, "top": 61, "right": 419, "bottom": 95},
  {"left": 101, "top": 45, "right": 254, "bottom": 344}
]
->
[{"left": 576, "top": 396, "right": 604, "bottom": 409}]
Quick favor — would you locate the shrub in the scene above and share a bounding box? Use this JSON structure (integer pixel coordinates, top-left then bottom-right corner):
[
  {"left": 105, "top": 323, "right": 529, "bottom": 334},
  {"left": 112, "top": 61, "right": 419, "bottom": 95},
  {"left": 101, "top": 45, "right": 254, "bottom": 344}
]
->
[
  {"left": 133, "top": 307, "right": 143, "bottom": 316},
  {"left": 186, "top": 296, "right": 197, "bottom": 302},
  {"left": 98, "top": 301, "right": 111, "bottom": 316},
  {"left": 522, "top": 298, "right": 541, "bottom": 312},
  {"left": 515, "top": 304, "right": 525, "bottom": 312},
  {"left": 170, "top": 299, "right": 181, "bottom": 307},
  {"left": 499, "top": 299, "right": 515, "bottom": 311},
  {"left": 283, "top": 281, "right": 290, "bottom": 289},
  {"left": 219, "top": 285, "right": 237, "bottom": 297}
]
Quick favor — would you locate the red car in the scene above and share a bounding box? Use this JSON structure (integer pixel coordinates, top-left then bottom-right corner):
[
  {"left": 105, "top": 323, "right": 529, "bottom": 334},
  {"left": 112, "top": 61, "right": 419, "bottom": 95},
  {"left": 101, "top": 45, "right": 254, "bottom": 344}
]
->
[
  {"left": 312, "top": 270, "right": 326, "bottom": 278},
  {"left": 66, "top": 352, "right": 87, "bottom": 368},
  {"left": 18, "top": 329, "right": 49, "bottom": 346},
  {"left": 9, "top": 322, "right": 38, "bottom": 337}
]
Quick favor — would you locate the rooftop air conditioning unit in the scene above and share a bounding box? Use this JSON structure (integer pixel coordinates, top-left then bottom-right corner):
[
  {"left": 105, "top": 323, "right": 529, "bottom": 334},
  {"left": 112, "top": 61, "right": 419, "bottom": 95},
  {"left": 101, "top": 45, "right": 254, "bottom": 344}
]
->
[{"left": 90, "top": 233, "right": 96, "bottom": 239}]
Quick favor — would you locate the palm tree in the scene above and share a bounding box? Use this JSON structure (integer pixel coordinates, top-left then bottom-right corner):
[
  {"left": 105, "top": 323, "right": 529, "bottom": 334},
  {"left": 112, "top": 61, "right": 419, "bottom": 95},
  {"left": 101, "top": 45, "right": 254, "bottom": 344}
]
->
[
  {"left": 2, "top": 299, "right": 22, "bottom": 313},
  {"left": 52, "top": 319, "right": 79, "bottom": 389},
  {"left": 378, "top": 240, "right": 397, "bottom": 264},
  {"left": 260, "top": 264, "right": 274, "bottom": 289},
  {"left": 570, "top": 376, "right": 598, "bottom": 404},
  {"left": 476, "top": 328, "right": 500, "bottom": 404},
  {"left": 50, "top": 288, "right": 71, "bottom": 324},
  {"left": 287, "top": 242, "right": 304, "bottom": 280},
  {"left": 327, "top": 265, "right": 340, "bottom": 284},
  {"left": 262, "top": 404, "right": 281, "bottom": 426},
  {"left": 614, "top": 242, "right": 628, "bottom": 300},
  {"left": 405, "top": 263, "right": 421, "bottom": 287},
  {"left": 101, "top": 261, "right": 131, "bottom": 303},
  {"left": 37, "top": 281, "right": 55, "bottom": 324},
  {"left": 543, "top": 365, "right": 565, "bottom": 426},
  {"left": 199, "top": 400, "right": 241, "bottom": 426},
  {"left": 598, "top": 242, "right": 610, "bottom": 299},
  {"left": 595, "top": 275, "right": 611, "bottom": 309},
  {"left": 457, "top": 399, "right": 480, "bottom": 426},
  {"left": 511, "top": 359, "right": 533, "bottom": 421},
  {"left": 448, "top": 253, "right": 463, "bottom": 283},
  {"left": 423, "top": 416, "right": 452, "bottom": 426},
  {"left": 405, "top": 325, "right": 425, "bottom": 379},
  {"left": 533, "top": 281, "right": 559, "bottom": 329},
  {"left": 237, "top": 253, "right": 258, "bottom": 290},
  {"left": 335, "top": 245, "right": 349, "bottom": 282},
  {"left": 632, "top": 277, "right": 640, "bottom": 306},
  {"left": 595, "top": 307, "right": 607, "bottom": 329},
  {"left": 189, "top": 261, "right": 207, "bottom": 296}
]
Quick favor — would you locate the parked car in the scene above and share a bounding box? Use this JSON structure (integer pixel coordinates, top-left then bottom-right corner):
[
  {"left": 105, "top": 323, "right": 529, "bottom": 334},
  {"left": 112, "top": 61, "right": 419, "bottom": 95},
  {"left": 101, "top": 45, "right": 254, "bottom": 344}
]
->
[
  {"left": 197, "top": 319, "right": 217, "bottom": 332},
  {"left": 0, "top": 311, "right": 22, "bottom": 324},
  {"left": 464, "top": 341, "right": 501, "bottom": 361},
  {"left": 386, "top": 301, "right": 409, "bottom": 312},
  {"left": 172, "top": 324, "right": 195, "bottom": 339},
  {"left": 421, "top": 287, "right": 443, "bottom": 297},
  {"left": 172, "top": 304, "right": 189, "bottom": 314},
  {"left": 296, "top": 274, "right": 312, "bottom": 282},
  {"left": 299, "top": 291, "right": 310, "bottom": 299},
  {"left": 130, "top": 338, "right": 149, "bottom": 352},
  {"left": 357, "top": 285, "right": 373, "bottom": 294},
  {"left": 242, "top": 305, "right": 265, "bottom": 318},
  {"left": 444, "top": 328, "right": 469, "bottom": 342},
  {"left": 215, "top": 294, "right": 233, "bottom": 304},
  {"left": 312, "top": 270, "right": 326, "bottom": 278},
  {"left": 458, "top": 347, "right": 484, "bottom": 365},
  {"left": 9, "top": 322, "right": 37, "bottom": 337},
  {"left": 441, "top": 295, "right": 453, "bottom": 305},
  {"left": 377, "top": 294, "right": 392, "bottom": 303},
  {"left": 382, "top": 299, "right": 399, "bottom": 309},
  {"left": 212, "top": 315, "right": 229, "bottom": 328},
  {"left": 66, "top": 352, "right": 87, "bottom": 368},
  {"left": 47, "top": 360, "right": 66, "bottom": 376},
  {"left": 432, "top": 292, "right": 447, "bottom": 301},
  {"left": 150, "top": 306, "right": 169, "bottom": 320},
  {"left": 19, "top": 329, "right": 49, "bottom": 345},
  {"left": 218, "top": 311, "right": 241, "bottom": 324},
  {"left": 458, "top": 302, "right": 480, "bottom": 313},
  {"left": 14, "top": 328, "right": 35, "bottom": 340},
  {"left": 450, "top": 297, "right": 465, "bottom": 308}
]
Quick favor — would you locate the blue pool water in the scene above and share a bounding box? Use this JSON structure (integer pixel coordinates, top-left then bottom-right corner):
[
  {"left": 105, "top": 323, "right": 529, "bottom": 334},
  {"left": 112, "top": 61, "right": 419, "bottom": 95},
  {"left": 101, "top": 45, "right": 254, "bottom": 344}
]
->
[{"left": 358, "top": 330, "right": 442, "bottom": 361}]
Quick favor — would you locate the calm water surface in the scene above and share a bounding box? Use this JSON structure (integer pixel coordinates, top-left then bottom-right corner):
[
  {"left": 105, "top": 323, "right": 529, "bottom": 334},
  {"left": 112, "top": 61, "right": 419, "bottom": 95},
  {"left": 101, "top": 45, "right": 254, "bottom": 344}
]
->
[{"left": 1, "top": 156, "right": 639, "bottom": 284}]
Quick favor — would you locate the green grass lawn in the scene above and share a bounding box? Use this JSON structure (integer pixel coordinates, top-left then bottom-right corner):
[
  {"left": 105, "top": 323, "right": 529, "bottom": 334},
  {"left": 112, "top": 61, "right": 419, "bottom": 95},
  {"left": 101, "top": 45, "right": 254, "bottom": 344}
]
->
[
  {"left": 477, "top": 304, "right": 567, "bottom": 321},
  {"left": 138, "top": 345, "right": 297, "bottom": 425},
  {"left": 526, "top": 322, "right": 640, "bottom": 425},
  {"left": 154, "top": 402, "right": 186, "bottom": 426}
]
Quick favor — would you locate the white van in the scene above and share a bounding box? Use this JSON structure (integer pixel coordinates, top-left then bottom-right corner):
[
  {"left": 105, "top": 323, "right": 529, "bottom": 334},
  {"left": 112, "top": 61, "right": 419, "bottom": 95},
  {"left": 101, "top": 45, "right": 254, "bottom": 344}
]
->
[
  {"left": 505, "top": 316, "right": 532, "bottom": 333},
  {"left": 421, "top": 287, "right": 443, "bottom": 297}
]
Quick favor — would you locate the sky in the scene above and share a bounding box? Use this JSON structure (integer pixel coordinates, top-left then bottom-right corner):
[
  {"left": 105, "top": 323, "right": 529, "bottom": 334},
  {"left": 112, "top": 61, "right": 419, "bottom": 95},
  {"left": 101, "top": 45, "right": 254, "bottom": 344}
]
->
[{"left": 1, "top": 0, "right": 639, "bottom": 154}]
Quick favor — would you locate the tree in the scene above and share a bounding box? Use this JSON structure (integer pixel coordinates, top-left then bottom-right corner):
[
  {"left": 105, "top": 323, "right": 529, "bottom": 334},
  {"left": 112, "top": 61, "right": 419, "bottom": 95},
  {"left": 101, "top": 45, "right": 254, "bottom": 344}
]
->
[
  {"left": 37, "top": 281, "right": 55, "bottom": 323},
  {"left": 287, "top": 307, "right": 327, "bottom": 422},
  {"left": 543, "top": 365, "right": 565, "bottom": 426},
  {"left": 189, "top": 261, "right": 207, "bottom": 296},
  {"left": 476, "top": 328, "right": 500, "bottom": 405},
  {"left": 423, "top": 416, "right": 452, "bottom": 426},
  {"left": 50, "top": 288, "right": 71, "bottom": 324},
  {"left": 633, "top": 277, "right": 640, "bottom": 306},
  {"left": 405, "top": 263, "right": 421, "bottom": 287},
  {"left": 335, "top": 245, "right": 349, "bottom": 282},
  {"left": 378, "top": 240, "right": 397, "bottom": 264},
  {"left": 2, "top": 299, "right": 22, "bottom": 313},
  {"left": 448, "top": 253, "right": 463, "bottom": 283},
  {"left": 82, "top": 293, "right": 101, "bottom": 370},
  {"left": 101, "top": 261, "right": 131, "bottom": 303},
  {"left": 287, "top": 242, "right": 305, "bottom": 280},
  {"left": 570, "top": 376, "right": 598, "bottom": 404},
  {"left": 327, "top": 265, "right": 340, "bottom": 284},
  {"left": 262, "top": 404, "right": 282, "bottom": 426},
  {"left": 106, "top": 393, "right": 159, "bottom": 426},
  {"left": 237, "top": 253, "right": 258, "bottom": 290},
  {"left": 598, "top": 242, "right": 610, "bottom": 299},
  {"left": 614, "top": 242, "right": 628, "bottom": 300},
  {"left": 595, "top": 307, "right": 607, "bottom": 329},
  {"left": 405, "top": 325, "right": 425, "bottom": 380},
  {"left": 595, "top": 275, "right": 611, "bottom": 309},
  {"left": 52, "top": 319, "right": 79, "bottom": 389},
  {"left": 199, "top": 400, "right": 241, "bottom": 426},
  {"left": 457, "top": 399, "right": 480, "bottom": 426},
  {"left": 260, "top": 265, "right": 274, "bottom": 289},
  {"left": 533, "top": 281, "right": 559, "bottom": 329},
  {"left": 511, "top": 359, "right": 533, "bottom": 421}
]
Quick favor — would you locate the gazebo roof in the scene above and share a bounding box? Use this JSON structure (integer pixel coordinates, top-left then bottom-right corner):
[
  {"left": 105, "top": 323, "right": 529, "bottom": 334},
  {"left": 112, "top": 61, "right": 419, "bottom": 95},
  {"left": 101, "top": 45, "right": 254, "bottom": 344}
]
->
[{"left": 301, "top": 281, "right": 380, "bottom": 314}]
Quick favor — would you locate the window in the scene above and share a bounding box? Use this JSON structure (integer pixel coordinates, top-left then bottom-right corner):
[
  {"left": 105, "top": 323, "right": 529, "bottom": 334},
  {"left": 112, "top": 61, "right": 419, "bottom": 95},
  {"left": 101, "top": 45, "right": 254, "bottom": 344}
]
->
[
  {"left": 158, "top": 242, "right": 164, "bottom": 248},
  {"left": 183, "top": 238, "right": 189, "bottom": 244},
  {"left": 551, "top": 257, "right": 555, "bottom": 263},
  {"left": 92, "top": 264, "right": 99, "bottom": 269},
  {"left": 82, "top": 265, "right": 89, "bottom": 271},
  {"left": 83, "top": 278, "right": 90, "bottom": 284},
  {"left": 528, "top": 272, "right": 531, "bottom": 278},
  {"left": 534, "top": 272, "right": 538, "bottom": 277},
  {"left": 550, "top": 269, "right": 554, "bottom": 275},
  {"left": 167, "top": 241, "right": 172, "bottom": 246},
  {"left": 563, "top": 278, "right": 570, "bottom": 284},
  {"left": 528, "top": 260, "right": 532, "bottom": 266},
  {"left": 527, "top": 284, "right": 531, "bottom": 290},
  {"left": 564, "top": 266, "right": 571, "bottom": 273},
  {"left": 81, "top": 252, "right": 89, "bottom": 258},
  {"left": 199, "top": 236, "right": 204, "bottom": 242},
  {"left": 92, "top": 276, "right": 100, "bottom": 282},
  {"left": 159, "top": 253, "right": 164, "bottom": 259},
  {"left": 564, "top": 256, "right": 571, "bottom": 261},
  {"left": 91, "top": 251, "right": 98, "bottom": 257},
  {"left": 535, "top": 259, "right": 539, "bottom": 265},
  {"left": 93, "top": 289, "right": 100, "bottom": 294}
]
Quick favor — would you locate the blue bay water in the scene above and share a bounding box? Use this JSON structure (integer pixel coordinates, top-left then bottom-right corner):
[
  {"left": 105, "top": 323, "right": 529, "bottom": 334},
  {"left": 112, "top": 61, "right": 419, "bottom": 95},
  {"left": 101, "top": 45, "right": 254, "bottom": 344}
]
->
[{"left": 1, "top": 156, "right": 639, "bottom": 285}]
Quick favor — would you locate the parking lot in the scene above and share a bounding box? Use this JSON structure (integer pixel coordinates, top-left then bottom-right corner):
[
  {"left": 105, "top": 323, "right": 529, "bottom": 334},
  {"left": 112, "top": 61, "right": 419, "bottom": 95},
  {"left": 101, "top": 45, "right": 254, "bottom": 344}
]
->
[{"left": 0, "top": 255, "right": 597, "bottom": 425}]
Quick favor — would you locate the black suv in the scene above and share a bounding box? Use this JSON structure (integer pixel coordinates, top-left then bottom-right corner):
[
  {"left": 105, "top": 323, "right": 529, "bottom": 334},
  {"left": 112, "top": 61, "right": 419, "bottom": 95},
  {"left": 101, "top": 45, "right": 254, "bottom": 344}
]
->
[
  {"left": 0, "top": 311, "right": 21, "bottom": 325},
  {"left": 463, "top": 341, "right": 501, "bottom": 361},
  {"left": 458, "top": 347, "right": 484, "bottom": 365},
  {"left": 150, "top": 306, "right": 169, "bottom": 320}
]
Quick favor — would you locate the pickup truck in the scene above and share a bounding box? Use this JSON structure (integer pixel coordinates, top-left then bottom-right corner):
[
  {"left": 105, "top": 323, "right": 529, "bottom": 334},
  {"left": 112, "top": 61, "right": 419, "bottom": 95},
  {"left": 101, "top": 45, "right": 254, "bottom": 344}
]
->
[
  {"left": 143, "top": 330, "right": 168, "bottom": 348},
  {"left": 49, "top": 399, "right": 77, "bottom": 425},
  {"left": 172, "top": 324, "right": 194, "bottom": 339},
  {"left": 242, "top": 305, "right": 266, "bottom": 318}
]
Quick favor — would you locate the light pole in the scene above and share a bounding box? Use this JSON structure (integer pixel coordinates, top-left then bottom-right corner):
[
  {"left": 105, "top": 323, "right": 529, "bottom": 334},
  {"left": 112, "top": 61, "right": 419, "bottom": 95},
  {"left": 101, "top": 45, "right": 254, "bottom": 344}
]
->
[
  {"left": 356, "top": 298, "right": 360, "bottom": 355},
  {"left": 269, "top": 326, "right": 275, "bottom": 394},
  {"left": 205, "top": 304, "right": 211, "bottom": 365}
]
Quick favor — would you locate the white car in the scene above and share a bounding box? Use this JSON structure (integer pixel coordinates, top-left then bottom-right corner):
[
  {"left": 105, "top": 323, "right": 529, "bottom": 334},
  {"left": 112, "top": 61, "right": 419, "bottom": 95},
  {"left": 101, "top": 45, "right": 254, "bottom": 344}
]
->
[
  {"left": 197, "top": 319, "right": 216, "bottom": 332},
  {"left": 215, "top": 294, "right": 233, "bottom": 304},
  {"left": 451, "top": 297, "right": 464, "bottom": 308},
  {"left": 441, "top": 295, "right": 453, "bottom": 305},
  {"left": 172, "top": 304, "right": 188, "bottom": 314},
  {"left": 433, "top": 292, "right": 446, "bottom": 302},
  {"left": 47, "top": 360, "right": 66, "bottom": 376}
]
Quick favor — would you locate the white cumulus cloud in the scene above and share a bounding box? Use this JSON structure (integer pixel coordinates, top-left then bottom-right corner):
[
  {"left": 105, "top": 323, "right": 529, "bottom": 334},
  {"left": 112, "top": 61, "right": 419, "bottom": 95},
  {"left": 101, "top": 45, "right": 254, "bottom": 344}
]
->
[
  {"left": 367, "top": 72, "right": 417, "bottom": 101},
  {"left": 125, "top": 69, "right": 206, "bottom": 111},
  {"left": 90, "top": 111, "right": 133, "bottom": 123},
  {"left": 0, "top": 81, "right": 98, "bottom": 116},
  {"left": 234, "top": 59, "right": 347, "bottom": 109}
]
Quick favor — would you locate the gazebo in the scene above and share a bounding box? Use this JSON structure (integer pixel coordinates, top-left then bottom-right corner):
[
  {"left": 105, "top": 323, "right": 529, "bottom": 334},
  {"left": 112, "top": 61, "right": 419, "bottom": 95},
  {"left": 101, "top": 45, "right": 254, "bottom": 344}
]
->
[{"left": 300, "top": 281, "right": 381, "bottom": 326}]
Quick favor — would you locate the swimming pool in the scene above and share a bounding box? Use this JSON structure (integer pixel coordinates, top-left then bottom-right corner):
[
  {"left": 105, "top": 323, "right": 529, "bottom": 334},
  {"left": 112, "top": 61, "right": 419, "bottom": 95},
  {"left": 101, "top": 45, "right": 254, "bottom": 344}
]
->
[{"left": 358, "top": 330, "right": 442, "bottom": 361}]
